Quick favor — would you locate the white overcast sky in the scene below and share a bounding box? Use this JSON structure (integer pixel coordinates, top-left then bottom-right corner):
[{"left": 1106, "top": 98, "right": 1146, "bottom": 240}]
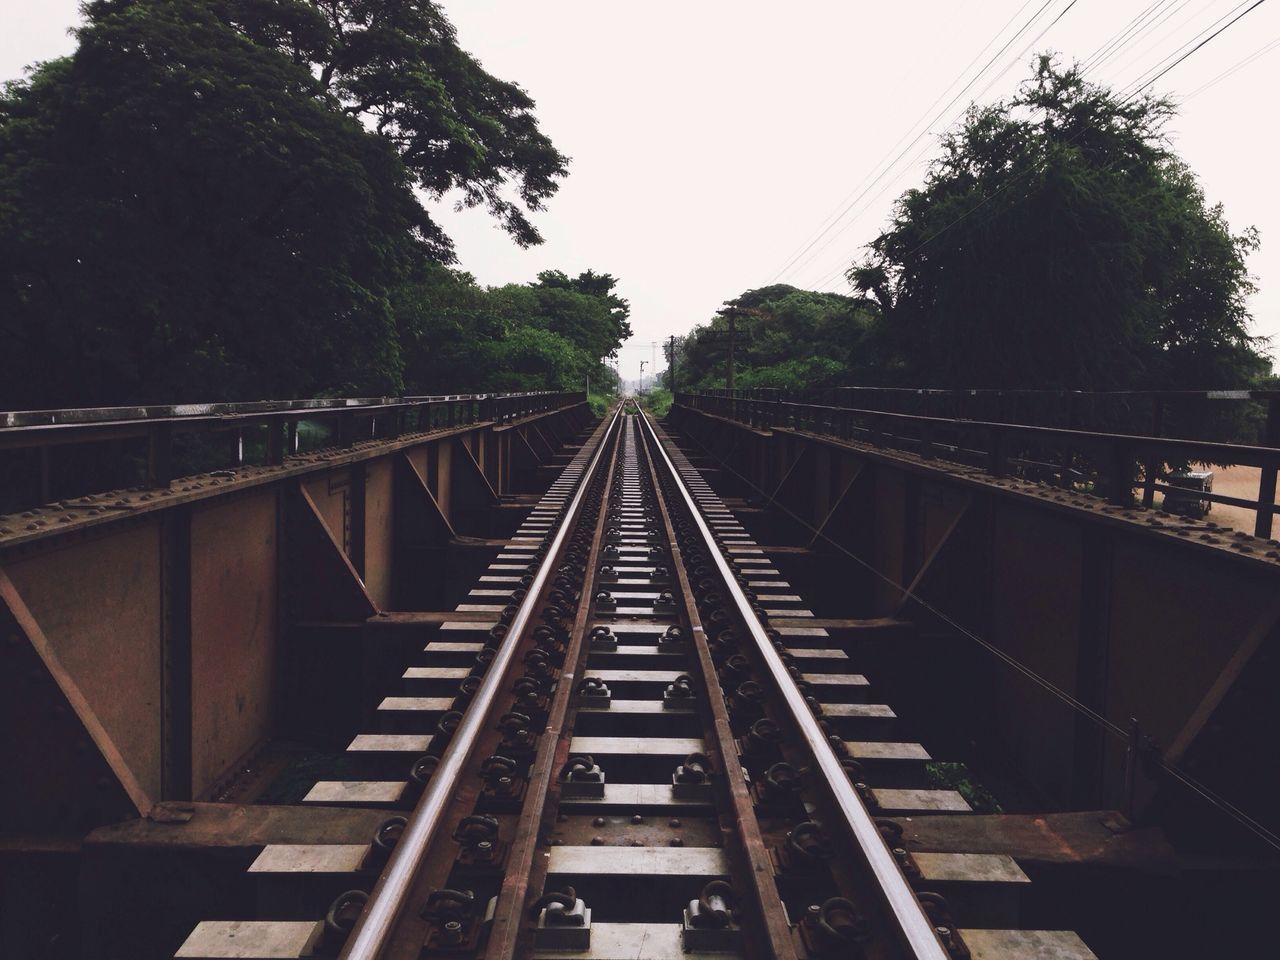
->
[{"left": 4, "top": 1, "right": 1278, "bottom": 384}]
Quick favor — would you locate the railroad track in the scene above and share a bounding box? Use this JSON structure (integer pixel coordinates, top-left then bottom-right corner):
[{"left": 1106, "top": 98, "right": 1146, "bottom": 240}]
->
[{"left": 175, "top": 404, "right": 1096, "bottom": 960}]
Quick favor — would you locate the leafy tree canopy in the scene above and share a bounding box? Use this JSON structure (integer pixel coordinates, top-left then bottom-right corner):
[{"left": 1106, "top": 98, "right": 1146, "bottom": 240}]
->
[
  {"left": 673, "top": 285, "right": 880, "bottom": 391},
  {"left": 0, "top": 1, "right": 427, "bottom": 405},
  {"left": 395, "top": 266, "right": 627, "bottom": 396},
  {"left": 850, "top": 57, "right": 1266, "bottom": 390},
  {"left": 0, "top": 0, "right": 573, "bottom": 407},
  {"left": 198, "top": 0, "right": 569, "bottom": 248}
]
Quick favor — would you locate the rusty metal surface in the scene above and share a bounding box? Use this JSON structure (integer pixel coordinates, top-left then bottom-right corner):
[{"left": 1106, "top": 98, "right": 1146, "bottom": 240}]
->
[
  {"left": 0, "top": 399, "right": 586, "bottom": 553},
  {"left": 189, "top": 490, "right": 279, "bottom": 799},
  {"left": 680, "top": 401, "right": 1280, "bottom": 571},
  {"left": 85, "top": 802, "right": 392, "bottom": 850},
  {"left": 4, "top": 524, "right": 165, "bottom": 804},
  {"left": 1, "top": 402, "right": 591, "bottom": 842}
]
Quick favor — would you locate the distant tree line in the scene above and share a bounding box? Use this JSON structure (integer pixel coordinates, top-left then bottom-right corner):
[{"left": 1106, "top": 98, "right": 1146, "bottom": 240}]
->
[
  {"left": 0, "top": 0, "right": 628, "bottom": 409},
  {"left": 670, "top": 59, "right": 1270, "bottom": 402}
]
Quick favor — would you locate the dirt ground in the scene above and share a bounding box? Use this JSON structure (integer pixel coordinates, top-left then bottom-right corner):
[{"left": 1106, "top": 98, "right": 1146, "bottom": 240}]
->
[{"left": 1178, "top": 464, "right": 1279, "bottom": 535}]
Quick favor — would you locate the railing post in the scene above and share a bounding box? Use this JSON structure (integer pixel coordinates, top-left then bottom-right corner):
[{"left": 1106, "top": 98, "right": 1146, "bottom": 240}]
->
[
  {"left": 1108, "top": 441, "right": 1134, "bottom": 506},
  {"left": 1258, "top": 466, "right": 1278, "bottom": 540},
  {"left": 266, "top": 420, "right": 285, "bottom": 466},
  {"left": 1123, "top": 717, "right": 1141, "bottom": 822},
  {"left": 987, "top": 425, "right": 1006, "bottom": 477},
  {"left": 337, "top": 411, "right": 356, "bottom": 448},
  {"left": 1255, "top": 397, "right": 1280, "bottom": 538},
  {"left": 1141, "top": 399, "right": 1165, "bottom": 508},
  {"left": 147, "top": 423, "right": 174, "bottom": 489}
]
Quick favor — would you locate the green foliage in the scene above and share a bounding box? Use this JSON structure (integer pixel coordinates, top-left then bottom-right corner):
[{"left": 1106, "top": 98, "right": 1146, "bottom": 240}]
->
[
  {"left": 676, "top": 285, "right": 882, "bottom": 391},
  {"left": 587, "top": 392, "right": 612, "bottom": 417},
  {"left": 671, "top": 59, "right": 1267, "bottom": 406},
  {"left": 532, "top": 270, "right": 633, "bottom": 360},
  {"left": 174, "top": 0, "right": 568, "bottom": 248},
  {"left": 0, "top": 0, "right": 573, "bottom": 407},
  {"left": 735, "top": 357, "right": 846, "bottom": 389},
  {"left": 851, "top": 57, "right": 1267, "bottom": 391},
  {"left": 0, "top": 1, "right": 428, "bottom": 405},
  {"left": 394, "top": 265, "right": 629, "bottom": 396},
  {"left": 640, "top": 386, "right": 673, "bottom": 418},
  {"left": 925, "top": 762, "right": 1003, "bottom": 814}
]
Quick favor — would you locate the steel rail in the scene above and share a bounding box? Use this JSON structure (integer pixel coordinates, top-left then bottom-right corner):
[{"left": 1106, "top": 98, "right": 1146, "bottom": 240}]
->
[
  {"left": 338, "top": 405, "right": 623, "bottom": 960},
  {"left": 483, "top": 408, "right": 624, "bottom": 958},
  {"left": 636, "top": 406, "right": 950, "bottom": 960},
  {"left": 632, "top": 407, "right": 799, "bottom": 960}
]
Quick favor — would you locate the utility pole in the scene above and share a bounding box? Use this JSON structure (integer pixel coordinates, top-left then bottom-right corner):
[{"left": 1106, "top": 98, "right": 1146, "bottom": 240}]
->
[
  {"left": 716, "top": 303, "right": 765, "bottom": 393},
  {"left": 667, "top": 336, "right": 677, "bottom": 392},
  {"left": 721, "top": 306, "right": 740, "bottom": 391}
]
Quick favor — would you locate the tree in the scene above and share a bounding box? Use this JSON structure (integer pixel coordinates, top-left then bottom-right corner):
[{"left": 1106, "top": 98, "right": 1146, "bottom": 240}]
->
[
  {"left": 675, "top": 285, "right": 879, "bottom": 390},
  {"left": 0, "top": 1, "right": 431, "bottom": 406},
  {"left": 393, "top": 266, "right": 631, "bottom": 396},
  {"left": 202, "top": 0, "right": 569, "bottom": 248},
  {"left": 0, "top": 0, "right": 571, "bottom": 407},
  {"left": 531, "top": 269, "right": 632, "bottom": 362},
  {"left": 850, "top": 57, "right": 1267, "bottom": 391},
  {"left": 476, "top": 325, "right": 591, "bottom": 393}
]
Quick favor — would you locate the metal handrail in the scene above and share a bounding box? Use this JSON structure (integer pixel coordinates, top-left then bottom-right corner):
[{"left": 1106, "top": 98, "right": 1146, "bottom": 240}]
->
[
  {"left": 0, "top": 391, "right": 581, "bottom": 433},
  {"left": 636, "top": 406, "right": 949, "bottom": 960},
  {"left": 677, "top": 391, "right": 1280, "bottom": 538},
  {"left": 0, "top": 391, "right": 588, "bottom": 515},
  {"left": 700, "top": 386, "right": 1280, "bottom": 400},
  {"left": 770, "top": 399, "right": 1280, "bottom": 465},
  {"left": 338, "top": 404, "right": 622, "bottom": 960}
]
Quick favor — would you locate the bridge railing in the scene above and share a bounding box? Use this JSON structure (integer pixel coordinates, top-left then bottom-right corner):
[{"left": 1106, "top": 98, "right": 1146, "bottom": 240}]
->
[
  {"left": 676, "top": 388, "right": 1280, "bottom": 539},
  {"left": 0, "top": 391, "right": 585, "bottom": 513}
]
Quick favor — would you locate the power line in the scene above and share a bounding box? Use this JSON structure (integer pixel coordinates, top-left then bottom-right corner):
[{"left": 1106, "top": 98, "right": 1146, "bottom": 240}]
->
[
  {"left": 802, "top": 0, "right": 1082, "bottom": 291},
  {"left": 1087, "top": 0, "right": 1193, "bottom": 74},
  {"left": 798, "top": 0, "right": 1094, "bottom": 292},
  {"left": 1180, "top": 33, "right": 1280, "bottom": 98},
  {"left": 767, "top": 0, "right": 1064, "bottom": 286},
  {"left": 782, "top": 0, "right": 1076, "bottom": 287},
  {"left": 1120, "top": 0, "right": 1264, "bottom": 97},
  {"left": 812, "top": 0, "right": 1267, "bottom": 292},
  {"left": 1080, "top": 0, "right": 1172, "bottom": 72}
]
